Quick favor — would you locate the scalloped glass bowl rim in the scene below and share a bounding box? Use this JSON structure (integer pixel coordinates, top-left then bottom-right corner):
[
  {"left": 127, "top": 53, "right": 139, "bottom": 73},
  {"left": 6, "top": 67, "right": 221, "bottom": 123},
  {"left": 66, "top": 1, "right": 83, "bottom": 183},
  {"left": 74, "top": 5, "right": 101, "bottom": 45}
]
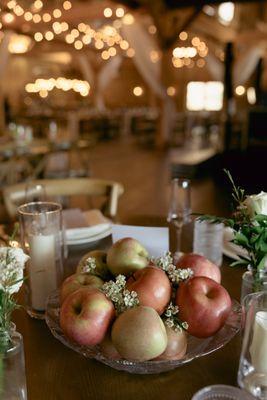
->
[{"left": 45, "top": 291, "right": 242, "bottom": 374}]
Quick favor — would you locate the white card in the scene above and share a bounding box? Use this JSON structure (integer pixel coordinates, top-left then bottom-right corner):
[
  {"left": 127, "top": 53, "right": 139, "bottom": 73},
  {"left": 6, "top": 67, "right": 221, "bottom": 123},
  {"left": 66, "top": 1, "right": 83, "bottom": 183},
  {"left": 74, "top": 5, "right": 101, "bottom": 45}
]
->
[{"left": 111, "top": 225, "right": 169, "bottom": 258}]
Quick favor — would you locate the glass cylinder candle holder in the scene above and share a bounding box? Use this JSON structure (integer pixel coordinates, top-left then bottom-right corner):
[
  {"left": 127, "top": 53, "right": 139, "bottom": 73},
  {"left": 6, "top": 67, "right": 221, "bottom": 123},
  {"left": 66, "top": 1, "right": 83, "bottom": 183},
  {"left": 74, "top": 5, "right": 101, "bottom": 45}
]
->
[
  {"left": 18, "top": 202, "right": 64, "bottom": 319},
  {"left": 238, "top": 291, "right": 267, "bottom": 399}
]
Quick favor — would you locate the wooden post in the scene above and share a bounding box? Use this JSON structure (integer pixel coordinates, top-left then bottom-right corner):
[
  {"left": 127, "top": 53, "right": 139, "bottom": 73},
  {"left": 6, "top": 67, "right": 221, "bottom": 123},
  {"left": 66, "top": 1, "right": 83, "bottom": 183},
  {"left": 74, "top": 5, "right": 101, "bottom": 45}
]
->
[{"left": 223, "top": 42, "right": 234, "bottom": 152}]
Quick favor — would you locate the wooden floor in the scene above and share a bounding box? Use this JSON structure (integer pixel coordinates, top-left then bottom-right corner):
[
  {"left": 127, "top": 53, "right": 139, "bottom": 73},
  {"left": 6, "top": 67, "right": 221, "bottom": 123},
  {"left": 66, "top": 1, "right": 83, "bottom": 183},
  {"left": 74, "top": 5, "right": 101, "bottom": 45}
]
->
[{"left": 74, "top": 137, "right": 230, "bottom": 222}]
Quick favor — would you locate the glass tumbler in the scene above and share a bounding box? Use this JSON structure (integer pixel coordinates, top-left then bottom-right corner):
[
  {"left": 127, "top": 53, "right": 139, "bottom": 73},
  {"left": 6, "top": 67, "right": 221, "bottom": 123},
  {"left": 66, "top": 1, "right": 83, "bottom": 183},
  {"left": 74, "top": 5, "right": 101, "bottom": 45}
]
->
[
  {"left": 18, "top": 202, "right": 64, "bottom": 319},
  {"left": 193, "top": 219, "right": 224, "bottom": 266},
  {"left": 238, "top": 291, "right": 267, "bottom": 399}
]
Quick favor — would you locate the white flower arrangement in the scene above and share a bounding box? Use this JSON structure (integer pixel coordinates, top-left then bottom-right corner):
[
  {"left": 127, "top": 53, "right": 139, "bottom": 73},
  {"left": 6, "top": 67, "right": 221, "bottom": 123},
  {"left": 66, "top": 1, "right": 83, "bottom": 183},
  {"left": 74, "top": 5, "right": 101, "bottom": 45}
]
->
[
  {"left": 0, "top": 246, "right": 29, "bottom": 348},
  {"left": 102, "top": 275, "right": 139, "bottom": 315},
  {"left": 164, "top": 303, "right": 189, "bottom": 332},
  {"left": 152, "top": 252, "right": 193, "bottom": 284}
]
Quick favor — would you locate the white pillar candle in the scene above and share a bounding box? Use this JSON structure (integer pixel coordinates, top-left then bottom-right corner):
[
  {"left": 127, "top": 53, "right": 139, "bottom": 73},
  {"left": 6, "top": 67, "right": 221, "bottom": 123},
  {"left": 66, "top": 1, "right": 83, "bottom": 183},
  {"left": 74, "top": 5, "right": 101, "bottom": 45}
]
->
[
  {"left": 250, "top": 311, "right": 267, "bottom": 373},
  {"left": 28, "top": 234, "right": 57, "bottom": 311}
]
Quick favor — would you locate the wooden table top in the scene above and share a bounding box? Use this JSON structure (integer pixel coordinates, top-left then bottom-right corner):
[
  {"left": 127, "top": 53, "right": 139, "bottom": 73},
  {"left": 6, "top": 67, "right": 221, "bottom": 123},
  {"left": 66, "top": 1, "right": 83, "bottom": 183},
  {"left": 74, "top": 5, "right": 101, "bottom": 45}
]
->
[{"left": 13, "top": 218, "right": 245, "bottom": 400}]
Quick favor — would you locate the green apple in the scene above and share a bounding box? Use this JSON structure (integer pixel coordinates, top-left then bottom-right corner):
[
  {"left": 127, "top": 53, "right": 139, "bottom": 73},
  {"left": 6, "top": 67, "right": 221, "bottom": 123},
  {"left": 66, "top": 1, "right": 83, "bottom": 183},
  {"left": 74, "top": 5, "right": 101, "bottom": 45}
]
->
[
  {"left": 111, "top": 306, "right": 167, "bottom": 361},
  {"left": 107, "top": 238, "right": 149, "bottom": 276}
]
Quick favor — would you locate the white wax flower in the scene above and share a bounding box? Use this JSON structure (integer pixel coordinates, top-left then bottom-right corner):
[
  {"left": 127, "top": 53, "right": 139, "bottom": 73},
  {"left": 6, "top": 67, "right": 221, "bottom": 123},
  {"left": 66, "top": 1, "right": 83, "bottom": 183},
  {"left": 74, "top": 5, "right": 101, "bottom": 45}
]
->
[
  {"left": 0, "top": 247, "right": 29, "bottom": 294},
  {"left": 244, "top": 191, "right": 267, "bottom": 217}
]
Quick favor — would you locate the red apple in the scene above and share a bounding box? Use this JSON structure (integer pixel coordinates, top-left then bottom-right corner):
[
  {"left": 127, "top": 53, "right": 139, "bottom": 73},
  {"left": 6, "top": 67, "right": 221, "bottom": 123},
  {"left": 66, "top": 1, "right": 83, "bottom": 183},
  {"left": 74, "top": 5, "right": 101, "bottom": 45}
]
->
[
  {"left": 107, "top": 237, "right": 149, "bottom": 276},
  {"left": 99, "top": 332, "right": 122, "bottom": 360},
  {"left": 176, "top": 253, "right": 221, "bottom": 283},
  {"left": 60, "top": 273, "right": 104, "bottom": 304},
  {"left": 60, "top": 287, "right": 115, "bottom": 346},
  {"left": 176, "top": 276, "right": 231, "bottom": 338},
  {"left": 155, "top": 326, "right": 187, "bottom": 360},
  {"left": 126, "top": 265, "right": 171, "bottom": 314}
]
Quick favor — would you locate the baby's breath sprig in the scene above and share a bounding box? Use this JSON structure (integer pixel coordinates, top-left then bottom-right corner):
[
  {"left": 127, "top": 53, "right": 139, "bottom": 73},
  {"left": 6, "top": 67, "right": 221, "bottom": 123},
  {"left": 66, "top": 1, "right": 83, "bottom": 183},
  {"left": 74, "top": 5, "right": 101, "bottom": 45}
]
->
[
  {"left": 163, "top": 302, "right": 188, "bottom": 332},
  {"left": 152, "top": 252, "right": 193, "bottom": 285},
  {"left": 80, "top": 257, "right": 97, "bottom": 274},
  {"left": 102, "top": 275, "right": 139, "bottom": 315}
]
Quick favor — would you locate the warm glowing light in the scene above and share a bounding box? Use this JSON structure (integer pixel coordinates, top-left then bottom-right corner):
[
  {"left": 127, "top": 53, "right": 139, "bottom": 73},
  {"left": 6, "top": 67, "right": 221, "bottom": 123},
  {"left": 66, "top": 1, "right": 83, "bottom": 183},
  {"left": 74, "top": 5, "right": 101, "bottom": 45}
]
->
[
  {"left": 247, "top": 87, "right": 256, "bottom": 105},
  {"left": 148, "top": 25, "right": 157, "bottom": 34},
  {"left": 61, "top": 22, "right": 69, "bottom": 31},
  {"left": 8, "top": 34, "right": 32, "bottom": 54},
  {"left": 172, "top": 58, "right": 183, "bottom": 68},
  {"left": 192, "top": 37, "right": 200, "bottom": 46},
  {"left": 123, "top": 13, "right": 135, "bottom": 25},
  {"left": 34, "top": 0, "right": 43, "bottom": 10},
  {"left": 197, "top": 59, "right": 206, "bottom": 68},
  {"left": 150, "top": 50, "right": 160, "bottom": 63},
  {"left": 45, "top": 31, "right": 54, "bottom": 41},
  {"left": 126, "top": 48, "right": 135, "bottom": 57},
  {"left": 82, "top": 35, "right": 91, "bottom": 44},
  {"left": 33, "top": 14, "right": 42, "bottom": 23},
  {"left": 71, "top": 29, "right": 79, "bottom": 38},
  {"left": 167, "top": 86, "right": 176, "bottom": 96},
  {"left": 63, "top": 1, "right": 72, "bottom": 10},
  {"left": 120, "top": 40, "right": 129, "bottom": 50},
  {"left": 34, "top": 32, "right": 43, "bottom": 42},
  {"left": 109, "top": 47, "right": 116, "bottom": 56},
  {"left": 78, "top": 23, "right": 87, "bottom": 32},
  {"left": 13, "top": 6, "right": 24, "bottom": 16},
  {"left": 26, "top": 77, "right": 90, "bottom": 96},
  {"left": 173, "top": 47, "right": 197, "bottom": 58},
  {"left": 53, "top": 9, "right": 62, "bottom": 18},
  {"left": 7, "top": 1, "right": 16, "bottom": 9},
  {"left": 113, "top": 19, "right": 122, "bottom": 29},
  {"left": 74, "top": 40, "right": 83, "bottom": 50},
  {"left": 42, "top": 13, "right": 51, "bottom": 23},
  {"left": 218, "top": 2, "right": 235, "bottom": 25},
  {"left": 133, "top": 86, "right": 143, "bottom": 97},
  {"left": 3, "top": 13, "right": 15, "bottom": 24},
  {"left": 101, "top": 50, "right": 110, "bottom": 60},
  {"left": 65, "top": 34, "right": 75, "bottom": 44},
  {"left": 179, "top": 31, "right": 188, "bottom": 41},
  {"left": 235, "top": 85, "right": 245, "bottom": 96},
  {"left": 24, "top": 12, "right": 33, "bottom": 21},
  {"left": 39, "top": 90, "right": 48, "bottom": 98},
  {"left": 116, "top": 7, "right": 125, "bottom": 17},
  {"left": 187, "top": 81, "right": 224, "bottom": 111},
  {"left": 95, "top": 40, "right": 104, "bottom": 49},
  {"left": 104, "top": 8, "right": 113, "bottom": 18}
]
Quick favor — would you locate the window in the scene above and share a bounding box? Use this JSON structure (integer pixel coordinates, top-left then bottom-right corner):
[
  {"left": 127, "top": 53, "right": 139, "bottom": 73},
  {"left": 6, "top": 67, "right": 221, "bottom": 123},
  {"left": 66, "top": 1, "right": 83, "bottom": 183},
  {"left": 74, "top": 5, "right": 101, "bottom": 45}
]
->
[{"left": 186, "top": 81, "right": 224, "bottom": 111}]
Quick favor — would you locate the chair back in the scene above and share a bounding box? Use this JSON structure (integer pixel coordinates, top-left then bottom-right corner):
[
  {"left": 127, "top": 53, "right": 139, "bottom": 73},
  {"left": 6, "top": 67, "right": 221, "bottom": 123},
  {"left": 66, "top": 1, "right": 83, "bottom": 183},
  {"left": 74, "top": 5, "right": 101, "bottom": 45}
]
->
[{"left": 3, "top": 178, "right": 124, "bottom": 220}]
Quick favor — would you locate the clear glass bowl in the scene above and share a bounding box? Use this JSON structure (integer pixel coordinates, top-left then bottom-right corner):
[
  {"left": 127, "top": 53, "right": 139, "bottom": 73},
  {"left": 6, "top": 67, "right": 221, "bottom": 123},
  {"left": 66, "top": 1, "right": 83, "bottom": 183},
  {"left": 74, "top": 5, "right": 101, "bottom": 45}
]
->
[
  {"left": 191, "top": 384, "right": 255, "bottom": 400},
  {"left": 45, "top": 291, "right": 242, "bottom": 374}
]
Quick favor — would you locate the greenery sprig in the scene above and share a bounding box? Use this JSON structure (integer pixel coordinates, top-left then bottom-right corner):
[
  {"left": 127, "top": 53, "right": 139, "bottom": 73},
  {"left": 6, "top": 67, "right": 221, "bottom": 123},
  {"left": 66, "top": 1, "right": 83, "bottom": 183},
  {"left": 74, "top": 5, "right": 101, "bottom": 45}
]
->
[{"left": 200, "top": 170, "right": 267, "bottom": 280}]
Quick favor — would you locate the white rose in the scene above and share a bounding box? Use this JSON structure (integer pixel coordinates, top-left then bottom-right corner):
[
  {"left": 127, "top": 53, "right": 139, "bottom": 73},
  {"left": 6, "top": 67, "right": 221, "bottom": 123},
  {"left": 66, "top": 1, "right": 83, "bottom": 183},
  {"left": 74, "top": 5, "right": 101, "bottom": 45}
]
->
[{"left": 244, "top": 191, "right": 267, "bottom": 217}]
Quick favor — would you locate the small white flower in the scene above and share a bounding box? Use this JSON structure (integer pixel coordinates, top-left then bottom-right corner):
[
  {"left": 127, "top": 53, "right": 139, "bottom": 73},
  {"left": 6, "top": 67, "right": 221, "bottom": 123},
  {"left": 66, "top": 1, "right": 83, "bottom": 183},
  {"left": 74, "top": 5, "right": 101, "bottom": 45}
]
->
[{"left": 81, "top": 257, "right": 97, "bottom": 274}]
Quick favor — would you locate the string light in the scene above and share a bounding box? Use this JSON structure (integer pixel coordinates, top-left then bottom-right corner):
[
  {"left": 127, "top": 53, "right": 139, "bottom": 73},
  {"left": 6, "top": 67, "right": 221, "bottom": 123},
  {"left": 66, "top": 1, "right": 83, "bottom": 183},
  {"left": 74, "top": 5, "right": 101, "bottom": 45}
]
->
[
  {"left": 25, "top": 77, "right": 90, "bottom": 97},
  {"left": 133, "top": 86, "right": 144, "bottom": 97},
  {"left": 3, "top": 13, "right": 15, "bottom": 23},
  {"left": 172, "top": 33, "right": 208, "bottom": 69},
  {"left": 63, "top": 1, "right": 72, "bottom": 10},
  {"left": 116, "top": 8, "right": 125, "bottom": 18},
  {"left": 235, "top": 85, "right": 245, "bottom": 96},
  {"left": 167, "top": 86, "right": 176, "bottom": 96},
  {"left": 104, "top": 8, "right": 113, "bottom": 18},
  {"left": 34, "top": 32, "right": 43, "bottom": 41}
]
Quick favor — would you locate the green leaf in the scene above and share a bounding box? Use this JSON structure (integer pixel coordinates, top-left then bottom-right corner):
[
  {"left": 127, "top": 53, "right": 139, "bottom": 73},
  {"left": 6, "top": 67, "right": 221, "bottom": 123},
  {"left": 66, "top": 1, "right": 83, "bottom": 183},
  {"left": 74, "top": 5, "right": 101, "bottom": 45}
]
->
[
  {"left": 254, "top": 214, "right": 267, "bottom": 223},
  {"left": 234, "top": 232, "right": 250, "bottom": 247},
  {"left": 230, "top": 259, "right": 249, "bottom": 267},
  {"left": 257, "top": 255, "right": 267, "bottom": 271}
]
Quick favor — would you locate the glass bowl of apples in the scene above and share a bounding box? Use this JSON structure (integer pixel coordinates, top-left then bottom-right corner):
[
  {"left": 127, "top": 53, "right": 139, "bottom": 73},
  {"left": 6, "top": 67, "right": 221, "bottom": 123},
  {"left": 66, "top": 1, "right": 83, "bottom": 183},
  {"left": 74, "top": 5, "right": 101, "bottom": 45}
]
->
[{"left": 45, "top": 238, "right": 242, "bottom": 374}]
